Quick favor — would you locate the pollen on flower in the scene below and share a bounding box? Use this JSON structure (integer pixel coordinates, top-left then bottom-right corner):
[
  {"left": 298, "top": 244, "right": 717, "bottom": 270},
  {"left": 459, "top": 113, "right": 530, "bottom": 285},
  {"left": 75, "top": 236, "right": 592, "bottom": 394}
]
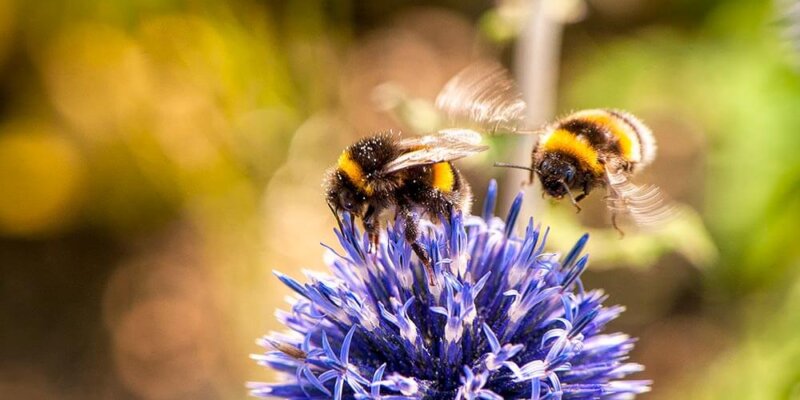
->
[{"left": 251, "top": 180, "right": 651, "bottom": 400}]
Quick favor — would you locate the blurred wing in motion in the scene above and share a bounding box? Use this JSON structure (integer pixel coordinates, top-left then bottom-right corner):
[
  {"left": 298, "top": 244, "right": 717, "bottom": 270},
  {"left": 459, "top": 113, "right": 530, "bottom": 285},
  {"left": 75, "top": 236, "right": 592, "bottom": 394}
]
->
[
  {"left": 399, "top": 128, "right": 484, "bottom": 147},
  {"left": 604, "top": 169, "right": 678, "bottom": 228},
  {"left": 383, "top": 129, "right": 488, "bottom": 173},
  {"left": 435, "top": 61, "right": 529, "bottom": 134}
]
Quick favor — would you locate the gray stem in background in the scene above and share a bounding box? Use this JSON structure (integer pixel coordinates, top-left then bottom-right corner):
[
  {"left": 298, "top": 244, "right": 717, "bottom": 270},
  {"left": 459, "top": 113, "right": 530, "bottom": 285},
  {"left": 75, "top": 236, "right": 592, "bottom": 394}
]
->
[{"left": 509, "top": 0, "right": 565, "bottom": 197}]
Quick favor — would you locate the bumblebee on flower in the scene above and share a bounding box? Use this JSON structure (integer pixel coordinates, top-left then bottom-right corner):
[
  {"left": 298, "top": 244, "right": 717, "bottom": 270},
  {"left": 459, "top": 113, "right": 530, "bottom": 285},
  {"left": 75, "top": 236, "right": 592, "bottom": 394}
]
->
[{"left": 250, "top": 181, "right": 650, "bottom": 400}]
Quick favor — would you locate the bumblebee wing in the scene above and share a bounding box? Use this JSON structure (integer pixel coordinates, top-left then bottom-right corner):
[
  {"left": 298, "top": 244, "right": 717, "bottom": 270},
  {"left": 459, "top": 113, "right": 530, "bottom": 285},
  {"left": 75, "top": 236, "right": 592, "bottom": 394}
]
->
[
  {"left": 383, "top": 129, "right": 488, "bottom": 174},
  {"left": 435, "top": 61, "right": 529, "bottom": 134},
  {"left": 397, "top": 128, "right": 484, "bottom": 148},
  {"left": 604, "top": 169, "right": 677, "bottom": 228}
]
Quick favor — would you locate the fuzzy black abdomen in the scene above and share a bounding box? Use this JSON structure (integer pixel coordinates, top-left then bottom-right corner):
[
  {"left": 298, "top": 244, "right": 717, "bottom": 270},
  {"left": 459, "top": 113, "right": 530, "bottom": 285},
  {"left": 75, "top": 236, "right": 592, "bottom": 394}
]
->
[{"left": 396, "top": 162, "right": 471, "bottom": 217}]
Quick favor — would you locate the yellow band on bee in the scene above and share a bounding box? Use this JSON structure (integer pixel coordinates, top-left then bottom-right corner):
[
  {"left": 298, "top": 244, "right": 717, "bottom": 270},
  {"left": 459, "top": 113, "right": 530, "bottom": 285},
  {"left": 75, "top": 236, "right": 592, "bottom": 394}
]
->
[
  {"left": 432, "top": 162, "right": 455, "bottom": 192},
  {"left": 337, "top": 151, "right": 373, "bottom": 195},
  {"left": 580, "top": 111, "right": 635, "bottom": 161},
  {"left": 542, "top": 129, "right": 604, "bottom": 175}
]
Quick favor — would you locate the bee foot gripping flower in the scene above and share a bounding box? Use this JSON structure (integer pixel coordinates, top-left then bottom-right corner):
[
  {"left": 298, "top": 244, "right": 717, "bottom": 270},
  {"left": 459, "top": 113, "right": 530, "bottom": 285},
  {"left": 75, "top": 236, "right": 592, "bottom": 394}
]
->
[{"left": 249, "top": 180, "right": 651, "bottom": 399}]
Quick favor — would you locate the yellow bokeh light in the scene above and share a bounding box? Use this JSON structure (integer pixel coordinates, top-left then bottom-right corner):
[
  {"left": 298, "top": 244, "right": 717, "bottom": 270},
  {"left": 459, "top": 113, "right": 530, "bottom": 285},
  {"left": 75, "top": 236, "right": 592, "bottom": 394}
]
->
[
  {"left": 41, "top": 23, "right": 152, "bottom": 140},
  {"left": 0, "top": 122, "right": 85, "bottom": 236}
]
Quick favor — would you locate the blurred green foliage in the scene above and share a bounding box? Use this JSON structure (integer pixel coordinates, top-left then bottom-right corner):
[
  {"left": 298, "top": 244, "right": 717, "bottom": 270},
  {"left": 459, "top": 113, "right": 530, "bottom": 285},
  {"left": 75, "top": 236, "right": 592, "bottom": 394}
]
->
[
  {"left": 679, "top": 278, "right": 800, "bottom": 399},
  {"left": 561, "top": 0, "right": 800, "bottom": 295}
]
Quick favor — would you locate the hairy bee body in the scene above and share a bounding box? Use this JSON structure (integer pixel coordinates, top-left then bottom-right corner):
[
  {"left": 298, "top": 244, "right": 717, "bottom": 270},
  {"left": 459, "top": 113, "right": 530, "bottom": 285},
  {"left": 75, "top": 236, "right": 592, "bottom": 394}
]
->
[
  {"left": 436, "top": 62, "right": 674, "bottom": 230},
  {"left": 535, "top": 109, "right": 656, "bottom": 199},
  {"left": 330, "top": 133, "right": 472, "bottom": 219},
  {"left": 325, "top": 131, "right": 485, "bottom": 284}
]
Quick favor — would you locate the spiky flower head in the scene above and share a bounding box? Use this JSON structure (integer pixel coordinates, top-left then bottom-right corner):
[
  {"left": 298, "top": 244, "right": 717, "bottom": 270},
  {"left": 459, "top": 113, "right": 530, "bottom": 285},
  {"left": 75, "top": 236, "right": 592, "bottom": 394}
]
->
[{"left": 250, "top": 181, "right": 650, "bottom": 399}]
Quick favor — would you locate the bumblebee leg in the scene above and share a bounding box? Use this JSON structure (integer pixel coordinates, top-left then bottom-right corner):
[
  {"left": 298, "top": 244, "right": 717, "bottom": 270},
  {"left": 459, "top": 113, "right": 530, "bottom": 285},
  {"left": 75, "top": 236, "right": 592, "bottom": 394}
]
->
[
  {"left": 611, "top": 212, "right": 625, "bottom": 238},
  {"left": 561, "top": 181, "right": 582, "bottom": 213},
  {"left": 363, "top": 205, "right": 379, "bottom": 253},
  {"left": 574, "top": 181, "right": 591, "bottom": 203},
  {"left": 493, "top": 121, "right": 501, "bottom": 134},
  {"left": 400, "top": 208, "right": 436, "bottom": 286}
]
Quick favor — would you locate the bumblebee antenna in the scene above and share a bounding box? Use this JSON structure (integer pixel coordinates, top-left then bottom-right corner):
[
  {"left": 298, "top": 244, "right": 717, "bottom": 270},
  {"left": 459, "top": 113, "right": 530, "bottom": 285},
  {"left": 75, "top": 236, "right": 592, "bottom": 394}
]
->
[
  {"left": 493, "top": 162, "right": 535, "bottom": 171},
  {"left": 494, "top": 162, "right": 538, "bottom": 185},
  {"left": 326, "top": 200, "right": 345, "bottom": 234},
  {"left": 561, "top": 181, "right": 582, "bottom": 213},
  {"left": 351, "top": 220, "right": 366, "bottom": 260}
]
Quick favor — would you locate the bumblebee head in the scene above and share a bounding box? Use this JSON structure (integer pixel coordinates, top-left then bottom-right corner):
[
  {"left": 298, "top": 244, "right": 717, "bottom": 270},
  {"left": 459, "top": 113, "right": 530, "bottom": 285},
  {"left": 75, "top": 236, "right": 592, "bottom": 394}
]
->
[
  {"left": 325, "top": 169, "right": 368, "bottom": 217},
  {"left": 536, "top": 153, "right": 578, "bottom": 198}
]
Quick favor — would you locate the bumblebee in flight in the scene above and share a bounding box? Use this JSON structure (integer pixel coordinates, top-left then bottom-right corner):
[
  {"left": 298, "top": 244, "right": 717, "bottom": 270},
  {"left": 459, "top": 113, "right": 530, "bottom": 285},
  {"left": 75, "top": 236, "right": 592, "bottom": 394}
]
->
[
  {"left": 324, "top": 129, "right": 487, "bottom": 284},
  {"left": 435, "top": 62, "right": 674, "bottom": 230}
]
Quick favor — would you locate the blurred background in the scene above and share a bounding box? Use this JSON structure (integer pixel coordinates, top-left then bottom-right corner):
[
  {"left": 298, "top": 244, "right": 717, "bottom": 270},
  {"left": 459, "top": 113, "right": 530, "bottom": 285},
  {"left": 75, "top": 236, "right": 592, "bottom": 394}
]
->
[{"left": 0, "top": 0, "right": 799, "bottom": 398}]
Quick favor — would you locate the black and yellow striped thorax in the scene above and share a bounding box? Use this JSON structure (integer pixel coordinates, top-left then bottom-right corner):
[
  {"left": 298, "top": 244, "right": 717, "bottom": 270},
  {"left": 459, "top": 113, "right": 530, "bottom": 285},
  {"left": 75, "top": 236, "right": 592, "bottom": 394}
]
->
[
  {"left": 335, "top": 135, "right": 457, "bottom": 195},
  {"left": 336, "top": 135, "right": 397, "bottom": 196},
  {"left": 537, "top": 109, "right": 655, "bottom": 174}
]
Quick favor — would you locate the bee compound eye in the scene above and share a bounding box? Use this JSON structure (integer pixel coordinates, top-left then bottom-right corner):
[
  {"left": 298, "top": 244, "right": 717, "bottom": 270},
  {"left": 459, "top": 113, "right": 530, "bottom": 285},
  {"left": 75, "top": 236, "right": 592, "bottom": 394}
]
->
[{"left": 564, "top": 167, "right": 575, "bottom": 183}]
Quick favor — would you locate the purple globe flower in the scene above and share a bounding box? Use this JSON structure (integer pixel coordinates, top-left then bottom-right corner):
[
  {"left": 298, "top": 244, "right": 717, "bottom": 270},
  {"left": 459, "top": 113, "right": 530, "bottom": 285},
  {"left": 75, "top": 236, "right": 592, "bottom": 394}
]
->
[{"left": 250, "top": 180, "right": 650, "bottom": 399}]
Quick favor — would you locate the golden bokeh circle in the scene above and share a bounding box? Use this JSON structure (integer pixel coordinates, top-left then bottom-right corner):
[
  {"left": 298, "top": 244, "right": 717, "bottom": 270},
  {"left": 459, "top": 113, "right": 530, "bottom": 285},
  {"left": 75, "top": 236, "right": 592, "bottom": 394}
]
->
[{"left": 0, "top": 123, "right": 85, "bottom": 236}]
